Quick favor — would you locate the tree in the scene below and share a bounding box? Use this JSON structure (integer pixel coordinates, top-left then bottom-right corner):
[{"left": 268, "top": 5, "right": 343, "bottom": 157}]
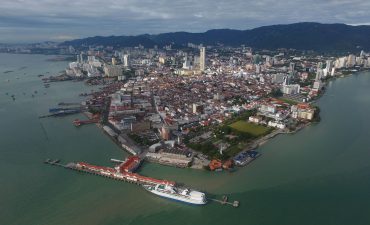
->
[{"left": 271, "top": 88, "right": 283, "bottom": 97}]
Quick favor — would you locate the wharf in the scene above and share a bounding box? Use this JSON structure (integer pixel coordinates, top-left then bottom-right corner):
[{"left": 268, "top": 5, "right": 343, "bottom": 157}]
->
[
  {"left": 73, "top": 118, "right": 100, "bottom": 127},
  {"left": 44, "top": 159, "right": 241, "bottom": 207},
  {"left": 208, "top": 195, "right": 240, "bottom": 207},
  {"left": 44, "top": 159, "right": 174, "bottom": 186},
  {"left": 39, "top": 110, "right": 81, "bottom": 118},
  {"left": 58, "top": 102, "right": 81, "bottom": 106}
]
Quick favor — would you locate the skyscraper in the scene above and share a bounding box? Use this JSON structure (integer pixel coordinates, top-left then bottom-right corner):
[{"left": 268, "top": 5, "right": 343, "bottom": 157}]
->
[
  {"left": 112, "top": 57, "right": 117, "bottom": 66},
  {"left": 347, "top": 54, "right": 356, "bottom": 67},
  {"left": 199, "top": 47, "right": 206, "bottom": 71},
  {"left": 326, "top": 60, "right": 333, "bottom": 71},
  {"left": 79, "top": 53, "right": 84, "bottom": 63},
  {"left": 325, "top": 60, "right": 333, "bottom": 76},
  {"left": 123, "top": 54, "right": 130, "bottom": 67}
]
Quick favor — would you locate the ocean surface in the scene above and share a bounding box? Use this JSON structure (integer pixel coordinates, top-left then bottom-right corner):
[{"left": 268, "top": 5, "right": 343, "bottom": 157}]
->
[{"left": 1, "top": 53, "right": 370, "bottom": 225}]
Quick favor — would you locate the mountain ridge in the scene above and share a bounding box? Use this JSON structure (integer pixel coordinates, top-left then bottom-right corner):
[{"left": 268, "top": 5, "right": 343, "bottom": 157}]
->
[{"left": 61, "top": 22, "right": 370, "bottom": 52}]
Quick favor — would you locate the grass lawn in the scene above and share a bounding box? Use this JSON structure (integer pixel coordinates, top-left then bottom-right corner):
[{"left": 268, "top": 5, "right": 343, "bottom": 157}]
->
[
  {"left": 229, "top": 120, "right": 271, "bottom": 136},
  {"left": 225, "top": 144, "right": 243, "bottom": 157}
]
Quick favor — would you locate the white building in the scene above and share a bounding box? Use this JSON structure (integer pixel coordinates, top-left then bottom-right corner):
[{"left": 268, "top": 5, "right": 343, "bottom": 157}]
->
[
  {"left": 249, "top": 116, "right": 262, "bottom": 124},
  {"left": 347, "top": 54, "right": 356, "bottom": 67},
  {"left": 104, "top": 65, "right": 123, "bottom": 77},
  {"left": 123, "top": 54, "right": 130, "bottom": 67},
  {"left": 281, "top": 84, "right": 300, "bottom": 95},
  {"left": 272, "top": 73, "right": 286, "bottom": 84},
  {"left": 335, "top": 57, "right": 347, "bottom": 68},
  {"left": 291, "top": 104, "right": 315, "bottom": 121},
  {"left": 199, "top": 47, "right": 206, "bottom": 71},
  {"left": 326, "top": 60, "right": 333, "bottom": 75},
  {"left": 183, "top": 57, "right": 191, "bottom": 69},
  {"left": 313, "top": 80, "right": 322, "bottom": 91},
  {"left": 268, "top": 121, "right": 286, "bottom": 129}
]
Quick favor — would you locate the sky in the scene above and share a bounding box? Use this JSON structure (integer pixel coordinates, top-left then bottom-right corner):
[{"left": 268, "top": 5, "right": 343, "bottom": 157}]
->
[{"left": 0, "top": 0, "right": 370, "bottom": 43}]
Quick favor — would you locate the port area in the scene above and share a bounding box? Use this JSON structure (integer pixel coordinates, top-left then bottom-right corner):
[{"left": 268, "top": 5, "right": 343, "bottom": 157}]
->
[
  {"left": 208, "top": 195, "right": 239, "bottom": 207},
  {"left": 44, "top": 158, "right": 240, "bottom": 207},
  {"left": 44, "top": 157, "right": 174, "bottom": 186},
  {"left": 73, "top": 118, "right": 100, "bottom": 127}
]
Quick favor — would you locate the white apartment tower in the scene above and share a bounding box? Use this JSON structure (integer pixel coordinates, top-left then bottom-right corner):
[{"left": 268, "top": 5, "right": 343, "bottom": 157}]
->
[
  {"left": 123, "top": 54, "right": 130, "bottom": 67},
  {"left": 199, "top": 47, "right": 206, "bottom": 71}
]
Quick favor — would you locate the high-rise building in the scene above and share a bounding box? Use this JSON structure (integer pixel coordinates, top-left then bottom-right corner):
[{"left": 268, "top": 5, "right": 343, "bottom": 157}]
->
[
  {"left": 335, "top": 57, "right": 347, "bottom": 68},
  {"left": 88, "top": 56, "right": 96, "bottom": 62},
  {"left": 347, "top": 54, "right": 356, "bottom": 67},
  {"left": 255, "top": 64, "right": 261, "bottom": 73},
  {"left": 104, "top": 64, "right": 123, "bottom": 77},
  {"left": 272, "top": 73, "right": 285, "bottom": 84},
  {"left": 123, "top": 54, "right": 130, "bottom": 67},
  {"left": 360, "top": 50, "right": 365, "bottom": 57},
  {"left": 316, "top": 69, "right": 324, "bottom": 80},
  {"left": 317, "top": 62, "right": 323, "bottom": 69},
  {"left": 182, "top": 57, "right": 191, "bottom": 69},
  {"left": 366, "top": 58, "right": 370, "bottom": 68},
  {"left": 112, "top": 57, "right": 117, "bottom": 66},
  {"left": 325, "top": 60, "right": 333, "bottom": 73},
  {"left": 79, "top": 53, "right": 84, "bottom": 64},
  {"left": 199, "top": 47, "right": 206, "bottom": 71},
  {"left": 331, "top": 68, "right": 336, "bottom": 76},
  {"left": 282, "top": 84, "right": 300, "bottom": 95}
]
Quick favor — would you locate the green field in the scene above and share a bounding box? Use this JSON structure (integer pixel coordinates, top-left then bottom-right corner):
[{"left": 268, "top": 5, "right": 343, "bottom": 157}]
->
[{"left": 229, "top": 120, "right": 271, "bottom": 136}]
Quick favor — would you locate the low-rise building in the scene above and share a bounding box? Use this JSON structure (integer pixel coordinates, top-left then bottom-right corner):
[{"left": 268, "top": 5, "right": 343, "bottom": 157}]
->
[{"left": 291, "top": 104, "right": 315, "bottom": 120}]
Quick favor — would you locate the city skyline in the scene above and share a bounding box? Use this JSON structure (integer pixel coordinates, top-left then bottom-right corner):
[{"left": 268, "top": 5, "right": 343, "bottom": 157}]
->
[{"left": 1, "top": 0, "right": 370, "bottom": 43}]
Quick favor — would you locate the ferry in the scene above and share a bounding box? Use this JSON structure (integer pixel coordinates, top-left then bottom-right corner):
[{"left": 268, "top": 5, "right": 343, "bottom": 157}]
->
[{"left": 143, "top": 184, "right": 207, "bottom": 205}]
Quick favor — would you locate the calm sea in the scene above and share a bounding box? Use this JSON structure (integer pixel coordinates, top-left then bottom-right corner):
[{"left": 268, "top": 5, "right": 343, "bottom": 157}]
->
[{"left": 1, "top": 53, "right": 370, "bottom": 225}]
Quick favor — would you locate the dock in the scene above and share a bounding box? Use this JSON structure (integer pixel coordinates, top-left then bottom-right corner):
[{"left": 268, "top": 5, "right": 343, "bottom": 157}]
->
[
  {"left": 73, "top": 118, "right": 100, "bottom": 127},
  {"left": 44, "top": 159, "right": 240, "bottom": 208},
  {"left": 58, "top": 102, "right": 81, "bottom": 106},
  {"left": 44, "top": 159, "right": 175, "bottom": 186},
  {"left": 208, "top": 195, "right": 240, "bottom": 207},
  {"left": 39, "top": 110, "right": 81, "bottom": 118}
]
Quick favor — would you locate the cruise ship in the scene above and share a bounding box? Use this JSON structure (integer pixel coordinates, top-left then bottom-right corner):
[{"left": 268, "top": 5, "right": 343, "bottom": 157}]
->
[{"left": 143, "top": 184, "right": 207, "bottom": 205}]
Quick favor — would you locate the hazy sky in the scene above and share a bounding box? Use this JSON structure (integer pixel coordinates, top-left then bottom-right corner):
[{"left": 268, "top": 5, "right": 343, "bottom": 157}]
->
[{"left": 1, "top": 0, "right": 369, "bottom": 43}]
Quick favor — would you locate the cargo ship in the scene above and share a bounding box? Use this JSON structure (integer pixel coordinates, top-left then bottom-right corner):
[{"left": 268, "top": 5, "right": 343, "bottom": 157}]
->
[{"left": 143, "top": 184, "right": 207, "bottom": 205}]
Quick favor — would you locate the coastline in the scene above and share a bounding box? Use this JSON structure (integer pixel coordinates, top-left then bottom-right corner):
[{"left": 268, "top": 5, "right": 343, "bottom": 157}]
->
[
  {"left": 78, "top": 71, "right": 364, "bottom": 171},
  {"left": 245, "top": 69, "right": 369, "bottom": 153}
]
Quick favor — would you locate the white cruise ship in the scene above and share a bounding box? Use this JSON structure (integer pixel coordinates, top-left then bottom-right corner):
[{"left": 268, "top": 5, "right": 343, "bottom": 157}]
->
[{"left": 143, "top": 184, "right": 207, "bottom": 205}]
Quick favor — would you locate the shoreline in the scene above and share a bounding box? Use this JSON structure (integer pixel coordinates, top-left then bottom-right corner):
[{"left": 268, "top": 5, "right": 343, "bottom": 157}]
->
[
  {"left": 75, "top": 69, "right": 369, "bottom": 172},
  {"left": 241, "top": 69, "right": 370, "bottom": 155}
]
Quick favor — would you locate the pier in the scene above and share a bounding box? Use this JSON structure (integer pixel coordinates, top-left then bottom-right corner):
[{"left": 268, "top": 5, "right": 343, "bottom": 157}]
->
[
  {"left": 208, "top": 195, "right": 240, "bottom": 207},
  {"left": 73, "top": 118, "right": 100, "bottom": 127},
  {"left": 44, "top": 159, "right": 240, "bottom": 208},
  {"left": 57, "top": 102, "right": 81, "bottom": 106},
  {"left": 44, "top": 159, "right": 175, "bottom": 186}
]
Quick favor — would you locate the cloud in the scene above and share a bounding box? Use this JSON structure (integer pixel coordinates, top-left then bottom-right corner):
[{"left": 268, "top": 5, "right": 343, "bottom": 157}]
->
[{"left": 0, "top": 0, "right": 369, "bottom": 43}]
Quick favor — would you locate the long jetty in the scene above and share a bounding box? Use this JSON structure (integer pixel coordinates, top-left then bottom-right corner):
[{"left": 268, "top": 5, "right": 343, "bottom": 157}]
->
[
  {"left": 44, "top": 159, "right": 174, "bottom": 186},
  {"left": 44, "top": 159, "right": 240, "bottom": 207}
]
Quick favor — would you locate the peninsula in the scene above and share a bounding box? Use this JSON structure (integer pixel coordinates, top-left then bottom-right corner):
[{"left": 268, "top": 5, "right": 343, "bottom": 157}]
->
[{"left": 32, "top": 42, "right": 370, "bottom": 171}]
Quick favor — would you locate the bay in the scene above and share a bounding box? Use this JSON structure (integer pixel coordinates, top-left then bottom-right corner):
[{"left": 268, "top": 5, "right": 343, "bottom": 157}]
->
[{"left": 1, "top": 53, "right": 370, "bottom": 225}]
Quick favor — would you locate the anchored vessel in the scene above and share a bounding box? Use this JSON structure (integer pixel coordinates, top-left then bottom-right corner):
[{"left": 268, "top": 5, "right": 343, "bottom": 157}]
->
[
  {"left": 143, "top": 184, "right": 207, "bottom": 205},
  {"left": 45, "top": 159, "right": 241, "bottom": 207}
]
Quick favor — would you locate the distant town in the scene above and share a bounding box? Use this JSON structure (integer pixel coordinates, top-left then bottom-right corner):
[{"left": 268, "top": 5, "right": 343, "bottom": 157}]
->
[{"left": 4, "top": 42, "right": 370, "bottom": 171}]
